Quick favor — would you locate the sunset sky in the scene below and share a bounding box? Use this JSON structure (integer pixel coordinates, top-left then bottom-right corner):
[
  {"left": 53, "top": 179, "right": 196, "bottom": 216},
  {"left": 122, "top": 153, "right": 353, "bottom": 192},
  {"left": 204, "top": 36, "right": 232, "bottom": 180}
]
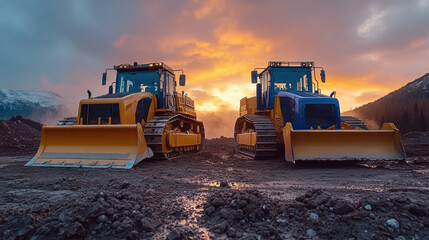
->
[{"left": 1, "top": 0, "right": 429, "bottom": 138}]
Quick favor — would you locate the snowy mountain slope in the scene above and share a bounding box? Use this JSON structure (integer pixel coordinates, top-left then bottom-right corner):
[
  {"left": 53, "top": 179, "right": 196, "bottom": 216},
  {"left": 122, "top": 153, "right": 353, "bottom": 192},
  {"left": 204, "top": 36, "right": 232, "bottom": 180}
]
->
[{"left": 0, "top": 88, "right": 63, "bottom": 122}]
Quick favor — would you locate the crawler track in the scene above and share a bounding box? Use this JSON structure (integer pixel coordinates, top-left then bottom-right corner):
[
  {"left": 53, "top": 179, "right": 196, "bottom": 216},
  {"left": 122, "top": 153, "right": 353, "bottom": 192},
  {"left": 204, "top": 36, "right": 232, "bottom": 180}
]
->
[
  {"left": 234, "top": 114, "right": 278, "bottom": 159},
  {"left": 144, "top": 114, "right": 205, "bottom": 160},
  {"left": 341, "top": 116, "right": 368, "bottom": 129}
]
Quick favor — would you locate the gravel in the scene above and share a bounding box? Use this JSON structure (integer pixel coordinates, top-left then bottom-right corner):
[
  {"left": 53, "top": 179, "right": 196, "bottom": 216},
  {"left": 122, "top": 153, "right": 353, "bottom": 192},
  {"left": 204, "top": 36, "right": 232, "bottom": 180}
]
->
[{"left": 1, "top": 135, "right": 429, "bottom": 239}]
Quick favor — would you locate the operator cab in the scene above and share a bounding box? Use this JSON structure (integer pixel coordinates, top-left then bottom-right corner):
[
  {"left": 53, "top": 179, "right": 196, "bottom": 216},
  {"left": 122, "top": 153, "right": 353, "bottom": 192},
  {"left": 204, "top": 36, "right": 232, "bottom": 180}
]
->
[
  {"left": 264, "top": 61, "right": 314, "bottom": 94},
  {"left": 102, "top": 62, "right": 186, "bottom": 110},
  {"left": 252, "top": 61, "right": 326, "bottom": 110},
  {"left": 252, "top": 61, "right": 338, "bottom": 129}
]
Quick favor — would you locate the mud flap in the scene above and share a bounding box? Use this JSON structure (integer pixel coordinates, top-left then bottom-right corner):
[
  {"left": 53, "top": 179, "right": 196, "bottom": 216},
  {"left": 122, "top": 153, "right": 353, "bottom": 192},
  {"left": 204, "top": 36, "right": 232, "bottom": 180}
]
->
[
  {"left": 25, "top": 124, "right": 153, "bottom": 169},
  {"left": 283, "top": 123, "right": 406, "bottom": 163}
]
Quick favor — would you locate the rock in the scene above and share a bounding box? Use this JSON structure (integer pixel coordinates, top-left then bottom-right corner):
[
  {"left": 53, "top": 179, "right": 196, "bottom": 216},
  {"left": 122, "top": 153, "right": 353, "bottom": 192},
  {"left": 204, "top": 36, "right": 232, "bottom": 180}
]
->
[
  {"left": 307, "top": 192, "right": 331, "bottom": 208},
  {"left": 220, "top": 181, "right": 229, "bottom": 188},
  {"left": 67, "top": 221, "right": 86, "bottom": 238},
  {"left": 238, "top": 199, "right": 248, "bottom": 208},
  {"left": 121, "top": 181, "right": 131, "bottom": 189},
  {"left": 306, "top": 229, "right": 317, "bottom": 237},
  {"left": 227, "top": 227, "right": 237, "bottom": 237},
  {"left": 106, "top": 208, "right": 114, "bottom": 216},
  {"left": 386, "top": 219, "right": 400, "bottom": 229},
  {"left": 215, "top": 221, "right": 229, "bottom": 232},
  {"left": 276, "top": 218, "right": 288, "bottom": 224},
  {"left": 58, "top": 212, "right": 70, "bottom": 222},
  {"left": 220, "top": 208, "right": 233, "bottom": 219},
  {"left": 364, "top": 204, "right": 372, "bottom": 211},
  {"left": 141, "top": 218, "right": 155, "bottom": 232},
  {"left": 127, "top": 230, "right": 139, "bottom": 240},
  {"left": 261, "top": 204, "right": 268, "bottom": 211},
  {"left": 394, "top": 196, "right": 407, "bottom": 204},
  {"left": 309, "top": 212, "right": 319, "bottom": 220},
  {"left": 111, "top": 220, "right": 120, "bottom": 229},
  {"left": 295, "top": 195, "right": 305, "bottom": 202},
  {"left": 235, "top": 209, "right": 243, "bottom": 220},
  {"left": 211, "top": 197, "right": 224, "bottom": 207},
  {"left": 369, "top": 213, "right": 376, "bottom": 219},
  {"left": 97, "top": 215, "right": 106, "bottom": 223},
  {"left": 17, "top": 223, "right": 33, "bottom": 237},
  {"left": 180, "top": 226, "right": 193, "bottom": 233},
  {"left": 409, "top": 205, "right": 428, "bottom": 216},
  {"left": 87, "top": 205, "right": 99, "bottom": 217},
  {"left": 145, "top": 189, "right": 155, "bottom": 194},
  {"left": 333, "top": 200, "right": 354, "bottom": 215},
  {"left": 205, "top": 206, "right": 215, "bottom": 215},
  {"left": 166, "top": 228, "right": 181, "bottom": 240},
  {"left": 31, "top": 206, "right": 42, "bottom": 213}
]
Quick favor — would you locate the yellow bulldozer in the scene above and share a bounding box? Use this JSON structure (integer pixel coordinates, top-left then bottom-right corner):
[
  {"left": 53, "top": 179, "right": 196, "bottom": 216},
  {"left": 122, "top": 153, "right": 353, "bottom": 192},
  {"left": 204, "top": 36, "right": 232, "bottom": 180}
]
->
[
  {"left": 26, "top": 62, "right": 204, "bottom": 169},
  {"left": 235, "top": 61, "right": 406, "bottom": 163}
]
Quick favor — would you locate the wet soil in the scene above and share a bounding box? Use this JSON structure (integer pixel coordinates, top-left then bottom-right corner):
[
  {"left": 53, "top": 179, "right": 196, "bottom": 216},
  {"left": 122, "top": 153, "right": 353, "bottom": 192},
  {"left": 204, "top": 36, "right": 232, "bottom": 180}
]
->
[
  {"left": 1, "top": 133, "right": 429, "bottom": 239},
  {"left": 0, "top": 116, "right": 42, "bottom": 156}
]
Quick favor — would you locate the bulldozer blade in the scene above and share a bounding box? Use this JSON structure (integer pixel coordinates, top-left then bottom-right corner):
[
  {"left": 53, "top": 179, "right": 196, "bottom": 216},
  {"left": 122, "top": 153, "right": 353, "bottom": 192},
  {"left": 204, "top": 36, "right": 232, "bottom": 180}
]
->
[
  {"left": 25, "top": 124, "right": 153, "bottom": 169},
  {"left": 283, "top": 123, "right": 406, "bottom": 163}
]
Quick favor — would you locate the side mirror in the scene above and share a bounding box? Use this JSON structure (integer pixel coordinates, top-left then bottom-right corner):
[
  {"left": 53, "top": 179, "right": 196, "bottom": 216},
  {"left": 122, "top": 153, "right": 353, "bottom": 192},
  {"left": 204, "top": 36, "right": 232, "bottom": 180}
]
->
[
  {"left": 102, "top": 72, "right": 107, "bottom": 85},
  {"left": 108, "top": 85, "right": 113, "bottom": 94},
  {"left": 179, "top": 74, "right": 186, "bottom": 86},
  {"left": 320, "top": 70, "right": 326, "bottom": 83},
  {"left": 251, "top": 71, "right": 258, "bottom": 83}
]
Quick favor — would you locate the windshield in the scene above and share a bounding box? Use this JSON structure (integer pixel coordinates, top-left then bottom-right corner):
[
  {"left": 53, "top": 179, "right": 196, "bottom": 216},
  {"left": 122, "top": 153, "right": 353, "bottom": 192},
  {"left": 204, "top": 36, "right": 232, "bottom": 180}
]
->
[
  {"left": 116, "top": 71, "right": 160, "bottom": 94},
  {"left": 272, "top": 69, "right": 311, "bottom": 93}
]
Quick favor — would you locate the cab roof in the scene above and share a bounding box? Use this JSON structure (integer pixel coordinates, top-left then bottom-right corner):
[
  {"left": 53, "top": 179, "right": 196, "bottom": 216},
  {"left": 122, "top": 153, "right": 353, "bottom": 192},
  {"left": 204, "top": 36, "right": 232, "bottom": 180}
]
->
[
  {"left": 259, "top": 61, "right": 314, "bottom": 76},
  {"left": 114, "top": 62, "right": 174, "bottom": 74}
]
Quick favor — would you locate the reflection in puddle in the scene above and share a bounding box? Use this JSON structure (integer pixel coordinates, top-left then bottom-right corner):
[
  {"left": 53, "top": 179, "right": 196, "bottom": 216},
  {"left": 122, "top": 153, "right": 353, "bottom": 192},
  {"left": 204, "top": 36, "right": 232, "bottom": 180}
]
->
[
  {"left": 161, "top": 194, "right": 212, "bottom": 239},
  {"left": 360, "top": 164, "right": 378, "bottom": 169},
  {"left": 341, "top": 185, "right": 384, "bottom": 192},
  {"left": 203, "top": 181, "right": 240, "bottom": 189},
  {"left": 415, "top": 169, "right": 429, "bottom": 174}
]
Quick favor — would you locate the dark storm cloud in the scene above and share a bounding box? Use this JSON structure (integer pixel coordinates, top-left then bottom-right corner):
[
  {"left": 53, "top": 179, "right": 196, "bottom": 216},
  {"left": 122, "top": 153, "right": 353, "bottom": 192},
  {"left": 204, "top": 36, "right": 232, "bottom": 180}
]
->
[
  {"left": 0, "top": 0, "right": 139, "bottom": 89},
  {"left": 1, "top": 0, "right": 428, "bottom": 137}
]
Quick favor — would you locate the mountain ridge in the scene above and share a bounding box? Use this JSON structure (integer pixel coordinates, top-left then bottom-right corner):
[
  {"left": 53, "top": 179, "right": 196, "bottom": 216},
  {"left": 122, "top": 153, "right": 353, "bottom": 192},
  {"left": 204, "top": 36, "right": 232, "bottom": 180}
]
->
[
  {"left": 0, "top": 87, "right": 64, "bottom": 123},
  {"left": 345, "top": 73, "right": 429, "bottom": 132}
]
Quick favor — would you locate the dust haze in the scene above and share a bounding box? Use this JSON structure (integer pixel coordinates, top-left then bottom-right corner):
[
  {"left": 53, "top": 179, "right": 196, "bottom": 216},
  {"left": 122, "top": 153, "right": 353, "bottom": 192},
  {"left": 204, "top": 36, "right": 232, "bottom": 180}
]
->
[
  {"left": 343, "top": 111, "right": 380, "bottom": 129},
  {"left": 198, "top": 110, "right": 238, "bottom": 139},
  {"left": 29, "top": 99, "right": 79, "bottom": 126},
  {"left": 30, "top": 98, "right": 239, "bottom": 139}
]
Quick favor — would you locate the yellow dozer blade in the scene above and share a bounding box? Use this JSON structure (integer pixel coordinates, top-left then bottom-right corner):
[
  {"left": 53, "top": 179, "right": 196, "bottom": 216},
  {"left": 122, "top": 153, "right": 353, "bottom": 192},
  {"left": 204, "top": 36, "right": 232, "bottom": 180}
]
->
[
  {"left": 25, "top": 124, "right": 153, "bottom": 169},
  {"left": 283, "top": 123, "right": 406, "bottom": 163}
]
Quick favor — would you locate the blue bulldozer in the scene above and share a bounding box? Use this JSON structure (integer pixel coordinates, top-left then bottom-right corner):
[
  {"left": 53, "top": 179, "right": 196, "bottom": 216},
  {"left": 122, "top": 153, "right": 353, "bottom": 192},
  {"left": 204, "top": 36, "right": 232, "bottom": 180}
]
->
[{"left": 234, "top": 61, "right": 406, "bottom": 163}]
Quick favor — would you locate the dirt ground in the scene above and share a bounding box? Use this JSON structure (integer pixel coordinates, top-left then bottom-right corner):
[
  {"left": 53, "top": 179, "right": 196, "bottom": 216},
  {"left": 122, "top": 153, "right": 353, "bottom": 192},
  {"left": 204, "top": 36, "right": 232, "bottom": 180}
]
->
[{"left": 1, "top": 120, "right": 429, "bottom": 239}]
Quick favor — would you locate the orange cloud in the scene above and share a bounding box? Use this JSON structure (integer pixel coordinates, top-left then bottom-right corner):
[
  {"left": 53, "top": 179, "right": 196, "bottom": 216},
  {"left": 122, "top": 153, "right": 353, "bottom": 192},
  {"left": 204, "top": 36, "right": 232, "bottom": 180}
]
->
[
  {"left": 190, "top": 0, "right": 226, "bottom": 19},
  {"left": 4, "top": 0, "right": 429, "bottom": 139},
  {"left": 104, "top": 0, "right": 429, "bottom": 138},
  {"left": 110, "top": 20, "right": 274, "bottom": 137}
]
